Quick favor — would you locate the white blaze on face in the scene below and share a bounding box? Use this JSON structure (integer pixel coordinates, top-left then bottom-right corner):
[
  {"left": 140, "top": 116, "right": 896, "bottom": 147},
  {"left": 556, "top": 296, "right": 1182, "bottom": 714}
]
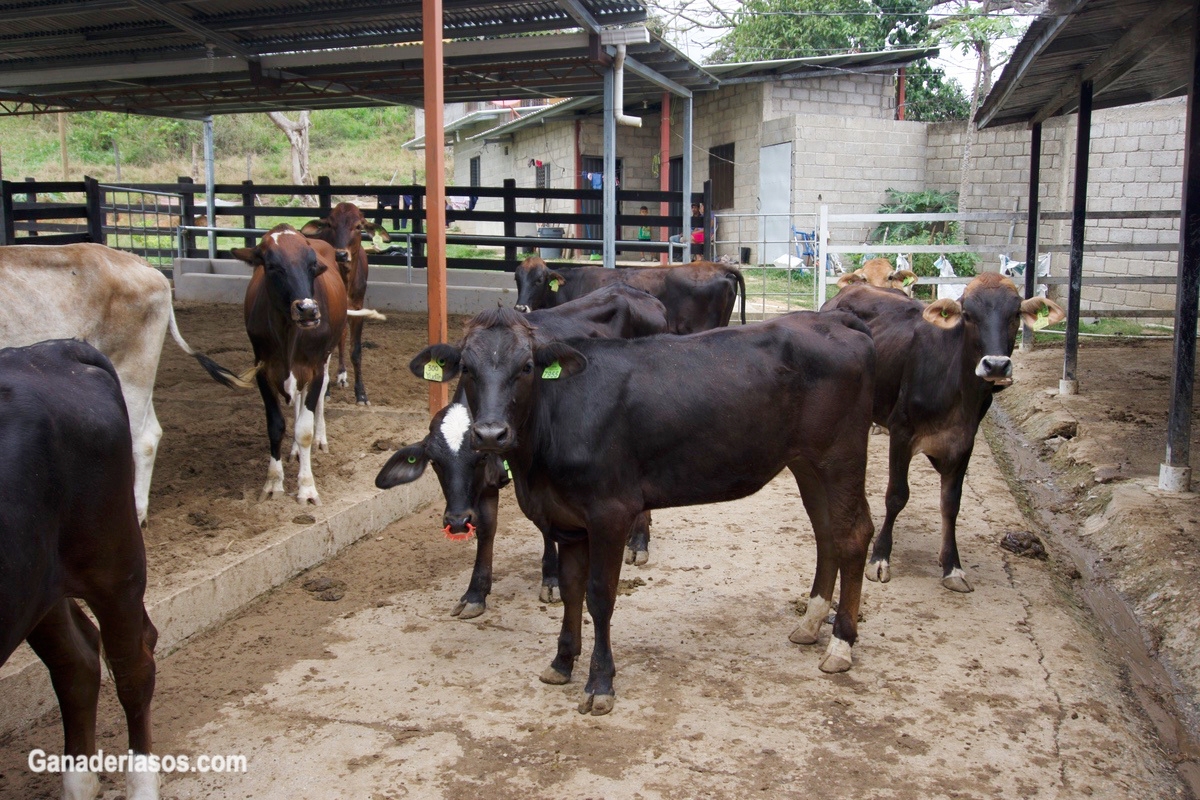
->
[
  {"left": 270, "top": 229, "right": 299, "bottom": 245},
  {"left": 440, "top": 403, "right": 471, "bottom": 453}
]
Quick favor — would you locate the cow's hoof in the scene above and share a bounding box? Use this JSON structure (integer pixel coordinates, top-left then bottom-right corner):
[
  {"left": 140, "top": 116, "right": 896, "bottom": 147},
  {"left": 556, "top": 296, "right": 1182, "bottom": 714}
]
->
[
  {"left": 788, "top": 624, "right": 819, "bottom": 646},
  {"left": 260, "top": 484, "right": 286, "bottom": 502},
  {"left": 125, "top": 768, "right": 160, "bottom": 800},
  {"left": 316, "top": 439, "right": 329, "bottom": 453},
  {"left": 356, "top": 398, "right": 370, "bottom": 407},
  {"left": 296, "top": 486, "right": 321, "bottom": 506},
  {"left": 452, "top": 600, "right": 486, "bottom": 619},
  {"left": 62, "top": 770, "right": 101, "bottom": 800},
  {"left": 336, "top": 371, "right": 349, "bottom": 388},
  {"left": 539, "top": 583, "right": 560, "bottom": 604},
  {"left": 540, "top": 666, "right": 571, "bottom": 685},
  {"left": 942, "top": 569, "right": 973, "bottom": 593},
  {"left": 578, "top": 692, "right": 615, "bottom": 716},
  {"left": 624, "top": 547, "right": 649, "bottom": 566},
  {"left": 870, "top": 424, "right": 887, "bottom": 435},
  {"left": 819, "top": 637, "right": 853, "bottom": 673},
  {"left": 865, "top": 559, "right": 891, "bottom": 583}
]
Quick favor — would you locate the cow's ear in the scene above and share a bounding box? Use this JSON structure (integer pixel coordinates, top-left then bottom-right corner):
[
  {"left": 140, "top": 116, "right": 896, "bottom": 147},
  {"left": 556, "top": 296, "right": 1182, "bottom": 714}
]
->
[
  {"left": 534, "top": 341, "right": 587, "bottom": 379},
  {"left": 548, "top": 270, "right": 567, "bottom": 287},
  {"left": 230, "top": 246, "right": 261, "bottom": 266},
  {"left": 410, "top": 344, "right": 461, "bottom": 382},
  {"left": 483, "top": 454, "right": 512, "bottom": 489},
  {"left": 1020, "top": 297, "right": 1065, "bottom": 330},
  {"left": 890, "top": 270, "right": 918, "bottom": 288},
  {"left": 837, "top": 272, "right": 864, "bottom": 289},
  {"left": 923, "top": 298, "right": 963, "bottom": 329},
  {"left": 362, "top": 221, "right": 391, "bottom": 242},
  {"left": 376, "top": 444, "right": 429, "bottom": 488},
  {"left": 299, "top": 219, "right": 328, "bottom": 236}
]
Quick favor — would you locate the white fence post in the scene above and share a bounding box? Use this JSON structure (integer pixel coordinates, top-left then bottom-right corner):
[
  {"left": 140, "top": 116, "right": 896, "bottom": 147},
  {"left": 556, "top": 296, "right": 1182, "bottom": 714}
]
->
[{"left": 817, "top": 204, "right": 829, "bottom": 309}]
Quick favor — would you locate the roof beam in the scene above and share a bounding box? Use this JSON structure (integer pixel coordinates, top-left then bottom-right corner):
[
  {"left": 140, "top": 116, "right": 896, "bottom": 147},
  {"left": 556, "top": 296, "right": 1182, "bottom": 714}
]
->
[
  {"left": 620, "top": 54, "right": 691, "bottom": 98},
  {"left": 557, "top": 0, "right": 601, "bottom": 32},
  {"left": 1029, "top": 0, "right": 1192, "bottom": 125},
  {"left": 122, "top": 0, "right": 254, "bottom": 60}
]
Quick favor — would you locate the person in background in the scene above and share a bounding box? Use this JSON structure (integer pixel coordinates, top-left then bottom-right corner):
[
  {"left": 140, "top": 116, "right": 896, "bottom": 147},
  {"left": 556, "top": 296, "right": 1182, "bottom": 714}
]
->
[
  {"left": 637, "top": 205, "right": 652, "bottom": 262},
  {"left": 670, "top": 203, "right": 704, "bottom": 261}
]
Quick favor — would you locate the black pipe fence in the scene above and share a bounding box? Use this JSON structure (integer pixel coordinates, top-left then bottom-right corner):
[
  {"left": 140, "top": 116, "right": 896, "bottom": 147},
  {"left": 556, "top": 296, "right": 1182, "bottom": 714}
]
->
[{"left": 0, "top": 175, "right": 714, "bottom": 272}]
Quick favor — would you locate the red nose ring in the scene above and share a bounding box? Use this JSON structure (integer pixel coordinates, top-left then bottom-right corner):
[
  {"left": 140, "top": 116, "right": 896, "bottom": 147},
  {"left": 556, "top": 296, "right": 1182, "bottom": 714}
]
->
[{"left": 443, "top": 523, "right": 477, "bottom": 541}]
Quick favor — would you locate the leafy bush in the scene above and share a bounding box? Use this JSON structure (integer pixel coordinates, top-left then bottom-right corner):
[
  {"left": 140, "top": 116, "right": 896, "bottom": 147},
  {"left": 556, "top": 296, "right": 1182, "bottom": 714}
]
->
[
  {"left": 869, "top": 188, "right": 960, "bottom": 242},
  {"left": 68, "top": 113, "right": 199, "bottom": 165}
]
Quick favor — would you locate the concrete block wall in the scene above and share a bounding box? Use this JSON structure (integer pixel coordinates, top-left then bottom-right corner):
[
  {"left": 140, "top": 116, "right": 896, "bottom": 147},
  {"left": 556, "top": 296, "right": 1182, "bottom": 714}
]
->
[{"left": 767, "top": 72, "right": 894, "bottom": 120}]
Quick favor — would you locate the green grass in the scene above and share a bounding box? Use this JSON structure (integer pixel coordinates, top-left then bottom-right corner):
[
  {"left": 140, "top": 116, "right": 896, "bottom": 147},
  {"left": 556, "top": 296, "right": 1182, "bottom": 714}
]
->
[{"left": 1040, "top": 318, "right": 1171, "bottom": 338}]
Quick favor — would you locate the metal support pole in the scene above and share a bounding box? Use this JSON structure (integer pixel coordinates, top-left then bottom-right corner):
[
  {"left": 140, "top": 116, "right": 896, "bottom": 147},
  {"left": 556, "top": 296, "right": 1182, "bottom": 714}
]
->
[
  {"left": 659, "top": 92, "right": 670, "bottom": 266},
  {"left": 423, "top": 0, "right": 448, "bottom": 414},
  {"left": 603, "top": 65, "right": 616, "bottom": 269},
  {"left": 1160, "top": 6, "right": 1200, "bottom": 492},
  {"left": 682, "top": 95, "right": 693, "bottom": 263},
  {"left": 1021, "top": 122, "right": 1043, "bottom": 352},
  {"left": 204, "top": 116, "right": 216, "bottom": 259},
  {"left": 1061, "top": 80, "right": 1092, "bottom": 396},
  {"left": 817, "top": 204, "right": 829, "bottom": 308}
]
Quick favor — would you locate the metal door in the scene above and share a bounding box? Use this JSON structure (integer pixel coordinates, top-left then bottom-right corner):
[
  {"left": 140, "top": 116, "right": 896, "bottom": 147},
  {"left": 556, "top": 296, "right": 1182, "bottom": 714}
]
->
[{"left": 758, "top": 142, "right": 793, "bottom": 264}]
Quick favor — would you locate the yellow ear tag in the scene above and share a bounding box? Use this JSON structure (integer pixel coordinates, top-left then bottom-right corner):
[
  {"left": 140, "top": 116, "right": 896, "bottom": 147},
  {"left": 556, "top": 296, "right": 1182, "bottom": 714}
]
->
[
  {"left": 541, "top": 361, "right": 562, "bottom": 380},
  {"left": 549, "top": 278, "right": 560, "bottom": 293},
  {"left": 503, "top": 460, "right": 513, "bottom": 480},
  {"left": 903, "top": 275, "right": 915, "bottom": 287},
  {"left": 372, "top": 231, "right": 385, "bottom": 251},
  {"left": 423, "top": 360, "right": 444, "bottom": 381},
  {"left": 941, "top": 307, "right": 951, "bottom": 318},
  {"left": 1031, "top": 305, "right": 1052, "bottom": 331}
]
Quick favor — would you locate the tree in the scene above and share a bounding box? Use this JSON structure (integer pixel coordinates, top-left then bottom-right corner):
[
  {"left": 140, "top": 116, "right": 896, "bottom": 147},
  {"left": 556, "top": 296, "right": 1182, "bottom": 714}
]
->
[{"left": 267, "top": 110, "right": 312, "bottom": 186}]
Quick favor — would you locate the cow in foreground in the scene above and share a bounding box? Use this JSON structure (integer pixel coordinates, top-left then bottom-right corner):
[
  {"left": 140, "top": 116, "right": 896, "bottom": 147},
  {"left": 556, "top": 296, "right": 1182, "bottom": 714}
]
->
[
  {"left": 823, "top": 273, "right": 1065, "bottom": 592},
  {"left": 0, "top": 340, "right": 159, "bottom": 799},
  {"left": 837, "top": 257, "right": 919, "bottom": 296},
  {"left": 224, "top": 225, "right": 365, "bottom": 505},
  {"left": 376, "top": 285, "right": 667, "bottom": 618},
  {"left": 301, "top": 202, "right": 389, "bottom": 405},
  {"left": 412, "top": 307, "right": 875, "bottom": 715},
  {"left": 513, "top": 255, "right": 746, "bottom": 332},
  {"left": 0, "top": 243, "right": 254, "bottom": 525}
]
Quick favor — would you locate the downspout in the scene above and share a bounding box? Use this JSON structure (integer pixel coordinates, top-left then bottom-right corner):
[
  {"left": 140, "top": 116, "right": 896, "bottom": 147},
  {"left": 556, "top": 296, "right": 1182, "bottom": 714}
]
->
[{"left": 613, "top": 45, "right": 642, "bottom": 128}]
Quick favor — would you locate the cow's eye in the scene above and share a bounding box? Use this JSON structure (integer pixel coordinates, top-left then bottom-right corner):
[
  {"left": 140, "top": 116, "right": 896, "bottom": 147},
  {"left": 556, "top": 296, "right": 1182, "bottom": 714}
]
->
[
  {"left": 460, "top": 363, "right": 471, "bottom": 376},
  {"left": 522, "top": 361, "right": 534, "bottom": 374}
]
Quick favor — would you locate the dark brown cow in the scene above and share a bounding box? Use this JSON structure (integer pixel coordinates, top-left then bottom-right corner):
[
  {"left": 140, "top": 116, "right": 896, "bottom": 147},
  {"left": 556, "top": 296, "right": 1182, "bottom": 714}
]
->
[
  {"left": 0, "top": 340, "right": 159, "bottom": 799},
  {"left": 376, "top": 284, "right": 668, "bottom": 619},
  {"left": 228, "top": 225, "right": 349, "bottom": 505},
  {"left": 513, "top": 255, "right": 746, "bottom": 332},
  {"left": 301, "top": 201, "right": 388, "bottom": 405},
  {"left": 412, "top": 307, "right": 875, "bottom": 715},
  {"left": 823, "top": 274, "right": 1064, "bottom": 592}
]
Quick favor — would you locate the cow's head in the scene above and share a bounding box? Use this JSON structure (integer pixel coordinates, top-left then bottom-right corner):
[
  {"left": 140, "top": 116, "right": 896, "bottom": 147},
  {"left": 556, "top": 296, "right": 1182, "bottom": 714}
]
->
[
  {"left": 922, "top": 272, "right": 1064, "bottom": 388},
  {"left": 232, "top": 225, "right": 328, "bottom": 327},
  {"left": 301, "top": 202, "right": 390, "bottom": 263},
  {"left": 409, "top": 307, "right": 587, "bottom": 453},
  {"left": 376, "top": 401, "right": 509, "bottom": 537},
  {"left": 837, "top": 258, "right": 918, "bottom": 296},
  {"left": 514, "top": 255, "right": 566, "bottom": 313}
]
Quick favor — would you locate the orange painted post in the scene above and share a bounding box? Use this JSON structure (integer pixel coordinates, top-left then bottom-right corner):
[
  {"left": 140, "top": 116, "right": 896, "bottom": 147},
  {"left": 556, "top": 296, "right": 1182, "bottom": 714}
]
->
[
  {"left": 423, "top": 0, "right": 449, "bottom": 415},
  {"left": 659, "top": 92, "right": 670, "bottom": 265}
]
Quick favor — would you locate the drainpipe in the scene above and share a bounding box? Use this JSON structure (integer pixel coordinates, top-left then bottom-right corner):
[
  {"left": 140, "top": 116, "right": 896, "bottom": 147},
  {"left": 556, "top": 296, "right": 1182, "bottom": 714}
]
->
[{"left": 612, "top": 45, "right": 642, "bottom": 128}]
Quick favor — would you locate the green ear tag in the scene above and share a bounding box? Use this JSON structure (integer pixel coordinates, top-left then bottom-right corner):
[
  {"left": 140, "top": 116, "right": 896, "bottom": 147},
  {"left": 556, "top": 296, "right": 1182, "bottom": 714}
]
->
[
  {"left": 423, "top": 360, "right": 444, "bottom": 382},
  {"left": 549, "top": 278, "right": 560, "bottom": 293},
  {"left": 903, "top": 275, "right": 915, "bottom": 287},
  {"left": 941, "top": 307, "right": 951, "bottom": 318},
  {"left": 1031, "top": 305, "right": 1052, "bottom": 331},
  {"left": 503, "top": 459, "right": 513, "bottom": 480},
  {"left": 541, "top": 361, "right": 563, "bottom": 380},
  {"left": 407, "top": 455, "right": 418, "bottom": 464}
]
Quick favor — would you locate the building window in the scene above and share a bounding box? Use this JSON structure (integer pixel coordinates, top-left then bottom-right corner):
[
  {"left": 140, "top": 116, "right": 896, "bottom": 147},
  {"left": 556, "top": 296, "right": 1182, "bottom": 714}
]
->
[
  {"left": 536, "top": 163, "right": 550, "bottom": 189},
  {"left": 469, "top": 156, "right": 481, "bottom": 187},
  {"left": 708, "top": 143, "right": 735, "bottom": 210}
]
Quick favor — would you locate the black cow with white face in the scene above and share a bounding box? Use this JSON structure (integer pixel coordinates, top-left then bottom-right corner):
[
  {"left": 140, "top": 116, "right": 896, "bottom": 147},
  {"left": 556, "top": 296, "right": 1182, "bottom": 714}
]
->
[
  {"left": 410, "top": 306, "right": 876, "bottom": 716},
  {"left": 823, "top": 272, "right": 1065, "bottom": 592}
]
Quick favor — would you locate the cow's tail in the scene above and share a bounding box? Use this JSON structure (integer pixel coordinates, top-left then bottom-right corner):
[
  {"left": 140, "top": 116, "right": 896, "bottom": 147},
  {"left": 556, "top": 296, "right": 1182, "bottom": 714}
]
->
[
  {"left": 166, "top": 303, "right": 260, "bottom": 390},
  {"left": 729, "top": 266, "right": 747, "bottom": 325},
  {"left": 347, "top": 308, "right": 387, "bottom": 321}
]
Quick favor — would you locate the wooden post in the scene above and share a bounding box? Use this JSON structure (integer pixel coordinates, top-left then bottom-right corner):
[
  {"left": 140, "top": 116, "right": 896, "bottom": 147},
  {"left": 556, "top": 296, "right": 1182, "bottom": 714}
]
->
[
  {"left": 503, "top": 178, "right": 517, "bottom": 267},
  {"left": 412, "top": 190, "right": 425, "bottom": 268},
  {"left": 1061, "top": 80, "right": 1093, "bottom": 396},
  {"left": 179, "top": 176, "right": 196, "bottom": 257},
  {"left": 242, "top": 180, "right": 256, "bottom": 248},
  {"left": 423, "top": 0, "right": 449, "bottom": 414},
  {"left": 0, "top": 181, "right": 15, "bottom": 245},
  {"left": 24, "top": 177, "right": 38, "bottom": 238},
  {"left": 58, "top": 113, "right": 69, "bottom": 180},
  {"left": 83, "top": 176, "right": 103, "bottom": 244},
  {"left": 897, "top": 67, "right": 907, "bottom": 121},
  {"left": 1020, "top": 123, "right": 1043, "bottom": 352},
  {"left": 702, "top": 179, "right": 714, "bottom": 262},
  {"left": 317, "top": 175, "right": 332, "bottom": 217},
  {"left": 660, "top": 93, "right": 670, "bottom": 265}
]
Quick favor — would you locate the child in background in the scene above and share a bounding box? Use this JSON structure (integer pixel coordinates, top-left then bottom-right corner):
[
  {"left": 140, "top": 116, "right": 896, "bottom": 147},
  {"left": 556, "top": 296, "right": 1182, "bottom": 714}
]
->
[{"left": 637, "top": 206, "right": 652, "bottom": 261}]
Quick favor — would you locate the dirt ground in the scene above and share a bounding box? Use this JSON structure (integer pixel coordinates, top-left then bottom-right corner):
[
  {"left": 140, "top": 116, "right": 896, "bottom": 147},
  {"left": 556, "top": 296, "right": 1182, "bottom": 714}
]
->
[{"left": 1, "top": 314, "right": 1197, "bottom": 799}]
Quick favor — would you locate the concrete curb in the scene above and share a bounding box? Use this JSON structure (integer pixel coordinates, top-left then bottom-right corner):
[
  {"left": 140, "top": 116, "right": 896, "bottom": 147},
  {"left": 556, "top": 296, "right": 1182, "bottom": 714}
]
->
[{"left": 0, "top": 474, "right": 439, "bottom": 735}]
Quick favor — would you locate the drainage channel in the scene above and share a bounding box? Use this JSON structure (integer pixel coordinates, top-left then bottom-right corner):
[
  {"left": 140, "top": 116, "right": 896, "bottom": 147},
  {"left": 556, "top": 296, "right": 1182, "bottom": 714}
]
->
[{"left": 986, "top": 406, "right": 1200, "bottom": 798}]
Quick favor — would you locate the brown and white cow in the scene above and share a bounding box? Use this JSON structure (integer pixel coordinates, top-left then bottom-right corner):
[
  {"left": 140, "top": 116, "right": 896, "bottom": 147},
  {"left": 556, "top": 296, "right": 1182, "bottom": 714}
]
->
[
  {"left": 513, "top": 256, "right": 746, "bottom": 333},
  {"left": 823, "top": 273, "right": 1064, "bottom": 592},
  {"left": 837, "top": 257, "right": 919, "bottom": 296},
  {"left": 227, "top": 225, "right": 356, "bottom": 505},
  {"left": 0, "top": 340, "right": 159, "bottom": 799},
  {"left": 412, "top": 306, "right": 875, "bottom": 715},
  {"left": 0, "top": 243, "right": 254, "bottom": 525},
  {"left": 301, "top": 202, "right": 388, "bottom": 405}
]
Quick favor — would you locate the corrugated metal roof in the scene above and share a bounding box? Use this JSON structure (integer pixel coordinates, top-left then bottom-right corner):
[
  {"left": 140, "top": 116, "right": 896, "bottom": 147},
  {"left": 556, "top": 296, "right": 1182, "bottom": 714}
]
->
[
  {"left": 977, "top": 0, "right": 1194, "bottom": 129},
  {"left": 703, "top": 47, "right": 940, "bottom": 83}
]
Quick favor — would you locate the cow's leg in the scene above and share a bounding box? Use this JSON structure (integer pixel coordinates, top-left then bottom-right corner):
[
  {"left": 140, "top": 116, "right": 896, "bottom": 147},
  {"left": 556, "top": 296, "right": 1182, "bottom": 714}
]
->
[
  {"left": 453, "top": 488, "right": 499, "bottom": 619},
  {"left": 867, "top": 429, "right": 915, "bottom": 583},
  {"left": 335, "top": 323, "right": 349, "bottom": 389},
  {"left": 27, "top": 600, "right": 102, "bottom": 800},
  {"left": 541, "top": 533, "right": 586, "bottom": 687},
  {"left": 931, "top": 452, "right": 973, "bottom": 593},
  {"left": 314, "top": 357, "right": 330, "bottom": 453},
  {"left": 294, "top": 373, "right": 324, "bottom": 505},
  {"left": 256, "top": 374, "right": 286, "bottom": 501},
  {"left": 124, "top": 391, "right": 161, "bottom": 528},
  {"left": 539, "top": 530, "right": 560, "bottom": 604},
  {"left": 349, "top": 316, "right": 369, "bottom": 406},
  {"left": 91, "top": 596, "right": 159, "bottom": 800},
  {"left": 624, "top": 510, "right": 651, "bottom": 566},
  {"left": 578, "top": 508, "right": 633, "bottom": 716}
]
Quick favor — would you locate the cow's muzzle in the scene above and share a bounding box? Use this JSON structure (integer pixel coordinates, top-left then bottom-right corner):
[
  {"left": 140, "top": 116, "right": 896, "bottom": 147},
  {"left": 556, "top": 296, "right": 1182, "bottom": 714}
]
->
[
  {"left": 335, "top": 249, "right": 351, "bottom": 263},
  {"left": 471, "top": 421, "right": 514, "bottom": 452},
  {"left": 976, "top": 355, "right": 1013, "bottom": 386},
  {"left": 291, "top": 298, "right": 322, "bottom": 328},
  {"left": 443, "top": 510, "right": 476, "bottom": 539},
  {"left": 514, "top": 304, "right": 531, "bottom": 314}
]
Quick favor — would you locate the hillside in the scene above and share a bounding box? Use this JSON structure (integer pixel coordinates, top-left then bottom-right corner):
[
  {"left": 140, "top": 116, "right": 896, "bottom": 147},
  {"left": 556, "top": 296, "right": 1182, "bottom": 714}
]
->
[{"left": 0, "top": 108, "right": 431, "bottom": 188}]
